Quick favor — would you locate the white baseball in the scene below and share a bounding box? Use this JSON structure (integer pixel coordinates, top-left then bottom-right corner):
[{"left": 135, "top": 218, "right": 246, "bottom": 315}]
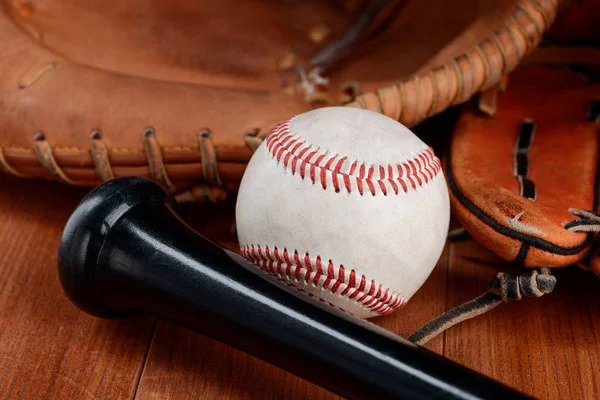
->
[{"left": 235, "top": 107, "right": 450, "bottom": 318}]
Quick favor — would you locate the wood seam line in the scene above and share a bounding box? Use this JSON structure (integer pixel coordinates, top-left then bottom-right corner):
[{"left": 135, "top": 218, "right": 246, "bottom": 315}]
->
[{"left": 131, "top": 319, "right": 159, "bottom": 400}]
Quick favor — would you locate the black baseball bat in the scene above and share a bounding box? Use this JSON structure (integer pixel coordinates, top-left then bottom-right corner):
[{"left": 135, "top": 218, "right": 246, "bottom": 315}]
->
[{"left": 58, "top": 177, "right": 530, "bottom": 400}]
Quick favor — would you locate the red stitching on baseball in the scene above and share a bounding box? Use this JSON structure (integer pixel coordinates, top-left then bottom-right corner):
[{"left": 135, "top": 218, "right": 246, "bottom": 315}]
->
[
  {"left": 240, "top": 245, "right": 406, "bottom": 316},
  {"left": 268, "top": 120, "right": 443, "bottom": 196},
  {"left": 266, "top": 121, "right": 441, "bottom": 196}
]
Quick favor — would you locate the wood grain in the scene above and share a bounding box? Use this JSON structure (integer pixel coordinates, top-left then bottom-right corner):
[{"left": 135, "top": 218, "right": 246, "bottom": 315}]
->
[
  {"left": 443, "top": 238, "right": 600, "bottom": 399},
  {"left": 0, "top": 175, "right": 155, "bottom": 399},
  {"left": 1, "top": 172, "right": 600, "bottom": 399}
]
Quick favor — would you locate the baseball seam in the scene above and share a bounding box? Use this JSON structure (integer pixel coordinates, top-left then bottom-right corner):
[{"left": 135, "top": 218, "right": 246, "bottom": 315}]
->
[
  {"left": 240, "top": 244, "right": 406, "bottom": 316},
  {"left": 265, "top": 120, "right": 442, "bottom": 196}
]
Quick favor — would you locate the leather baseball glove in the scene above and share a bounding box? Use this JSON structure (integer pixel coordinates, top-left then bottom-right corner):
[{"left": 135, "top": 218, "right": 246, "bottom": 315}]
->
[
  {"left": 409, "top": 0, "right": 600, "bottom": 344},
  {"left": 447, "top": 0, "right": 600, "bottom": 272},
  {"left": 0, "top": 0, "right": 558, "bottom": 201}
]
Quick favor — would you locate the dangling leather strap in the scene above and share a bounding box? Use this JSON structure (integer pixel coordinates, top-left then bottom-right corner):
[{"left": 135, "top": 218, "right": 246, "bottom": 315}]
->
[{"left": 409, "top": 268, "right": 556, "bottom": 345}]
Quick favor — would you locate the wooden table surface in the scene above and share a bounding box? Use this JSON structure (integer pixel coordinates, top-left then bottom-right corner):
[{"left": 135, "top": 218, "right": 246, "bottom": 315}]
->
[{"left": 0, "top": 172, "right": 599, "bottom": 400}]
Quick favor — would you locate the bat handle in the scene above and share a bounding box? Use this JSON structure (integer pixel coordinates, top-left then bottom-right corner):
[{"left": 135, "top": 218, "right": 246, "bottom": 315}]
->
[{"left": 58, "top": 177, "right": 530, "bottom": 400}]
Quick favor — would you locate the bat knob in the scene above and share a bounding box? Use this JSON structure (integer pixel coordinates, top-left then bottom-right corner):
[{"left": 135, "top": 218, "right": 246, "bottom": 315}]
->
[{"left": 58, "top": 177, "right": 174, "bottom": 318}]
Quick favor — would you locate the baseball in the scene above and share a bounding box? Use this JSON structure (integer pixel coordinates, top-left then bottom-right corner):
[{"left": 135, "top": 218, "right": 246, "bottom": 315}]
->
[{"left": 236, "top": 107, "right": 450, "bottom": 318}]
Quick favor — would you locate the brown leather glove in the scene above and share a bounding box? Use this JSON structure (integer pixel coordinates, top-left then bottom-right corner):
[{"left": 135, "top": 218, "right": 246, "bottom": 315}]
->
[
  {"left": 0, "top": 0, "right": 557, "bottom": 201},
  {"left": 406, "top": 1, "right": 600, "bottom": 345},
  {"left": 411, "top": 56, "right": 600, "bottom": 344},
  {"left": 448, "top": 64, "right": 600, "bottom": 268},
  {"left": 447, "top": 0, "right": 600, "bottom": 272}
]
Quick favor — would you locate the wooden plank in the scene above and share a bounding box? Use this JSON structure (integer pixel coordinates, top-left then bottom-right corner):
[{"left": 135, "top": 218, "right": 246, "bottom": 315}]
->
[
  {"left": 135, "top": 322, "right": 338, "bottom": 400},
  {"left": 2, "top": 171, "right": 600, "bottom": 399},
  {"left": 133, "top": 202, "right": 450, "bottom": 399},
  {"left": 443, "top": 237, "right": 600, "bottom": 399},
  {"left": 0, "top": 175, "right": 155, "bottom": 399}
]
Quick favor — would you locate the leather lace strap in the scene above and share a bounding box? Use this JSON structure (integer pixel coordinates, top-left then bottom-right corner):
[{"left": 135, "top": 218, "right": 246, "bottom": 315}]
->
[
  {"left": 0, "top": 145, "right": 27, "bottom": 178},
  {"left": 347, "top": 0, "right": 557, "bottom": 127},
  {"left": 198, "top": 130, "right": 223, "bottom": 187},
  {"left": 175, "top": 184, "right": 228, "bottom": 204},
  {"left": 565, "top": 209, "right": 600, "bottom": 232},
  {"left": 408, "top": 268, "right": 556, "bottom": 345},
  {"left": 33, "top": 132, "right": 78, "bottom": 185},
  {"left": 244, "top": 129, "right": 267, "bottom": 153},
  {"left": 142, "top": 128, "right": 175, "bottom": 191},
  {"left": 89, "top": 130, "right": 115, "bottom": 182}
]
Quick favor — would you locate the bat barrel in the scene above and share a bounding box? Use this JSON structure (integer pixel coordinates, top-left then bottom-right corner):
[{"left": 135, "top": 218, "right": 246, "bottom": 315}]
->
[{"left": 58, "top": 177, "right": 529, "bottom": 400}]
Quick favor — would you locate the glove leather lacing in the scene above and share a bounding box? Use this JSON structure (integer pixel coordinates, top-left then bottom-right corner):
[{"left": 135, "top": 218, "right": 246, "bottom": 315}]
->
[
  {"left": 409, "top": 268, "right": 556, "bottom": 345},
  {"left": 412, "top": 98, "right": 600, "bottom": 345},
  {"left": 410, "top": 208, "right": 600, "bottom": 345}
]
